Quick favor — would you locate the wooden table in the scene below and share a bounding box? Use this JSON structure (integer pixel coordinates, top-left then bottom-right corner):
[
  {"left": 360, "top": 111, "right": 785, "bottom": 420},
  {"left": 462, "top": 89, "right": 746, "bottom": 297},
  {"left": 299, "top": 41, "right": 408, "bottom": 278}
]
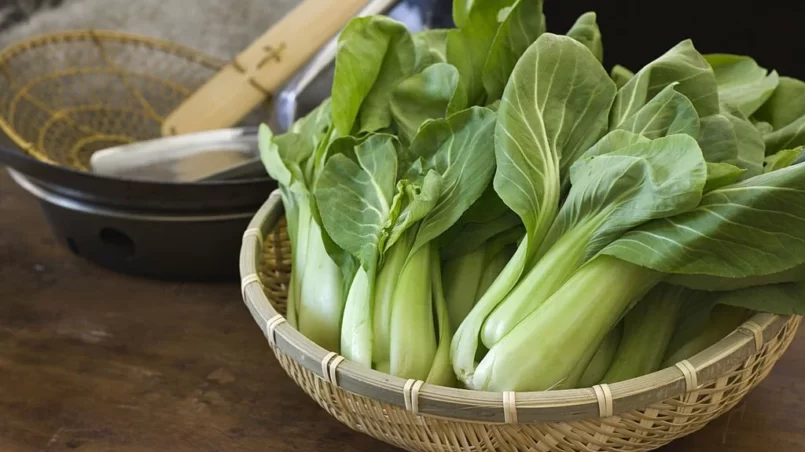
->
[{"left": 1, "top": 168, "right": 804, "bottom": 452}]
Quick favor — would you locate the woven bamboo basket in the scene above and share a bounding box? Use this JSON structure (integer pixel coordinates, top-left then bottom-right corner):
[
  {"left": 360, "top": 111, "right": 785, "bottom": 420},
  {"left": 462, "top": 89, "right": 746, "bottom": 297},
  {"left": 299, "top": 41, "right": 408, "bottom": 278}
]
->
[{"left": 240, "top": 191, "right": 802, "bottom": 452}]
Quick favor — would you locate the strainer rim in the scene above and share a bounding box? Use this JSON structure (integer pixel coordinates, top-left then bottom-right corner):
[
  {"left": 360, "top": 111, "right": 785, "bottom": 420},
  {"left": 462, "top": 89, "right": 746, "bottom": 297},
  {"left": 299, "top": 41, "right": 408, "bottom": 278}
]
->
[
  {"left": 0, "top": 28, "right": 274, "bottom": 186},
  {"left": 0, "top": 28, "right": 226, "bottom": 69}
]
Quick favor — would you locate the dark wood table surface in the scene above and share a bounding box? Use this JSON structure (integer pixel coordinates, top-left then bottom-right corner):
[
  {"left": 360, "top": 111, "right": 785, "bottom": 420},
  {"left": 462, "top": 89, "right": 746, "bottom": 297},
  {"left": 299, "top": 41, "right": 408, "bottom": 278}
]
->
[{"left": 1, "top": 169, "right": 804, "bottom": 452}]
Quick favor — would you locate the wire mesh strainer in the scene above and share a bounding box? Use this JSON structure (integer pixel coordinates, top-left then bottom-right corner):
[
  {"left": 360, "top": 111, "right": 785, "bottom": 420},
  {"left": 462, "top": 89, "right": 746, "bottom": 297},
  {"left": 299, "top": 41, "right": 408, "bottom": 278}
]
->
[{"left": 0, "top": 29, "right": 258, "bottom": 170}]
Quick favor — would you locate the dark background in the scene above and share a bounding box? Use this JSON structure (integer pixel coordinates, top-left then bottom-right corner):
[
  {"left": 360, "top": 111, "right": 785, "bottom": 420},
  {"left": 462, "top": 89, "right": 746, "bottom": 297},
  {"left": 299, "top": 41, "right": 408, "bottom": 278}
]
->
[{"left": 542, "top": 0, "right": 805, "bottom": 79}]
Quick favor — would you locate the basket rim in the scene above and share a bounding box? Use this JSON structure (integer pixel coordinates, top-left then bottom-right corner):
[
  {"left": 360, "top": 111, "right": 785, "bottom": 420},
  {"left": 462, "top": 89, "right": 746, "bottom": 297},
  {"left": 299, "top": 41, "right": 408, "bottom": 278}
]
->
[{"left": 240, "top": 190, "right": 798, "bottom": 424}]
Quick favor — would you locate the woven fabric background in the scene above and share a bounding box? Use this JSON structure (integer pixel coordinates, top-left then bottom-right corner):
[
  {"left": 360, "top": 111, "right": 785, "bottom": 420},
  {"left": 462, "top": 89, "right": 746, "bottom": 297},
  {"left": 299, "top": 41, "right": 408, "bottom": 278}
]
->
[{"left": 0, "top": 0, "right": 298, "bottom": 61}]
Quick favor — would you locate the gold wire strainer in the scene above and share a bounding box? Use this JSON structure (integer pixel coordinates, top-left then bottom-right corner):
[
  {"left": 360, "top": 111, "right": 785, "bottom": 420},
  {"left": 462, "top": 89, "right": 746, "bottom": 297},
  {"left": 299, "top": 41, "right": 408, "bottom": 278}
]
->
[{"left": 0, "top": 30, "right": 246, "bottom": 171}]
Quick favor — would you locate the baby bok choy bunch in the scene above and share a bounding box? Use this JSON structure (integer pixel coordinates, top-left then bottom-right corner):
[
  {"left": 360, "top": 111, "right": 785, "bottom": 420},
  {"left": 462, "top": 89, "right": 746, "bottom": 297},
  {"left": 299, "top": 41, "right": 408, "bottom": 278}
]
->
[
  {"left": 259, "top": 0, "right": 549, "bottom": 382},
  {"left": 259, "top": 100, "right": 347, "bottom": 353},
  {"left": 466, "top": 156, "right": 805, "bottom": 391},
  {"left": 258, "top": 0, "right": 805, "bottom": 393},
  {"left": 450, "top": 3, "right": 805, "bottom": 390},
  {"left": 313, "top": 107, "right": 497, "bottom": 384},
  {"left": 451, "top": 32, "right": 712, "bottom": 390}
]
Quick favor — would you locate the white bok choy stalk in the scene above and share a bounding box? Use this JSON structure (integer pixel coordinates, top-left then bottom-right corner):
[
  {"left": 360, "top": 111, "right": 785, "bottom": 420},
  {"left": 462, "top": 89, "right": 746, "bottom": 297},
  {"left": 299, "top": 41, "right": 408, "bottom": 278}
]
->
[
  {"left": 441, "top": 232, "right": 519, "bottom": 331},
  {"left": 599, "top": 284, "right": 691, "bottom": 384},
  {"left": 661, "top": 305, "right": 750, "bottom": 368},
  {"left": 386, "top": 107, "right": 497, "bottom": 382},
  {"left": 438, "top": 188, "right": 522, "bottom": 330},
  {"left": 577, "top": 323, "right": 623, "bottom": 388},
  {"left": 259, "top": 101, "right": 353, "bottom": 353},
  {"left": 597, "top": 278, "right": 797, "bottom": 385},
  {"left": 473, "top": 161, "right": 805, "bottom": 391},
  {"left": 314, "top": 106, "right": 497, "bottom": 383},
  {"left": 662, "top": 281, "right": 805, "bottom": 367}
]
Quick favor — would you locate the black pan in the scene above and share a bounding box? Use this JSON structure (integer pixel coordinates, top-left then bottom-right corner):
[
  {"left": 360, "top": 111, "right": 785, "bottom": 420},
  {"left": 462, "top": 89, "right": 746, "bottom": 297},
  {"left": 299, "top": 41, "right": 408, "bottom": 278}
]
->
[
  {"left": 1, "top": 128, "right": 272, "bottom": 282},
  {"left": 0, "top": 136, "right": 274, "bottom": 214},
  {"left": 8, "top": 167, "right": 255, "bottom": 282}
]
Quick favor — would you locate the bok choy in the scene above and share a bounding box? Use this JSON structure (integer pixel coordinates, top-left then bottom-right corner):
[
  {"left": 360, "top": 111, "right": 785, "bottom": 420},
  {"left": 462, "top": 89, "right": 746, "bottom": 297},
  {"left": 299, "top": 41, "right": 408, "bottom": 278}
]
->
[
  {"left": 257, "top": 0, "right": 805, "bottom": 395},
  {"left": 259, "top": 102, "right": 347, "bottom": 352}
]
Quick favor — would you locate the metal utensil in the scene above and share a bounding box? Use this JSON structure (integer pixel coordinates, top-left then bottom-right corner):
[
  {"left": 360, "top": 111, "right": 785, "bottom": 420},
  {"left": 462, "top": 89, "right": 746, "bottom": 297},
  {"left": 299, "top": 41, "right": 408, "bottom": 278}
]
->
[
  {"left": 89, "top": 128, "right": 260, "bottom": 183},
  {"left": 89, "top": 0, "right": 440, "bottom": 183}
]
